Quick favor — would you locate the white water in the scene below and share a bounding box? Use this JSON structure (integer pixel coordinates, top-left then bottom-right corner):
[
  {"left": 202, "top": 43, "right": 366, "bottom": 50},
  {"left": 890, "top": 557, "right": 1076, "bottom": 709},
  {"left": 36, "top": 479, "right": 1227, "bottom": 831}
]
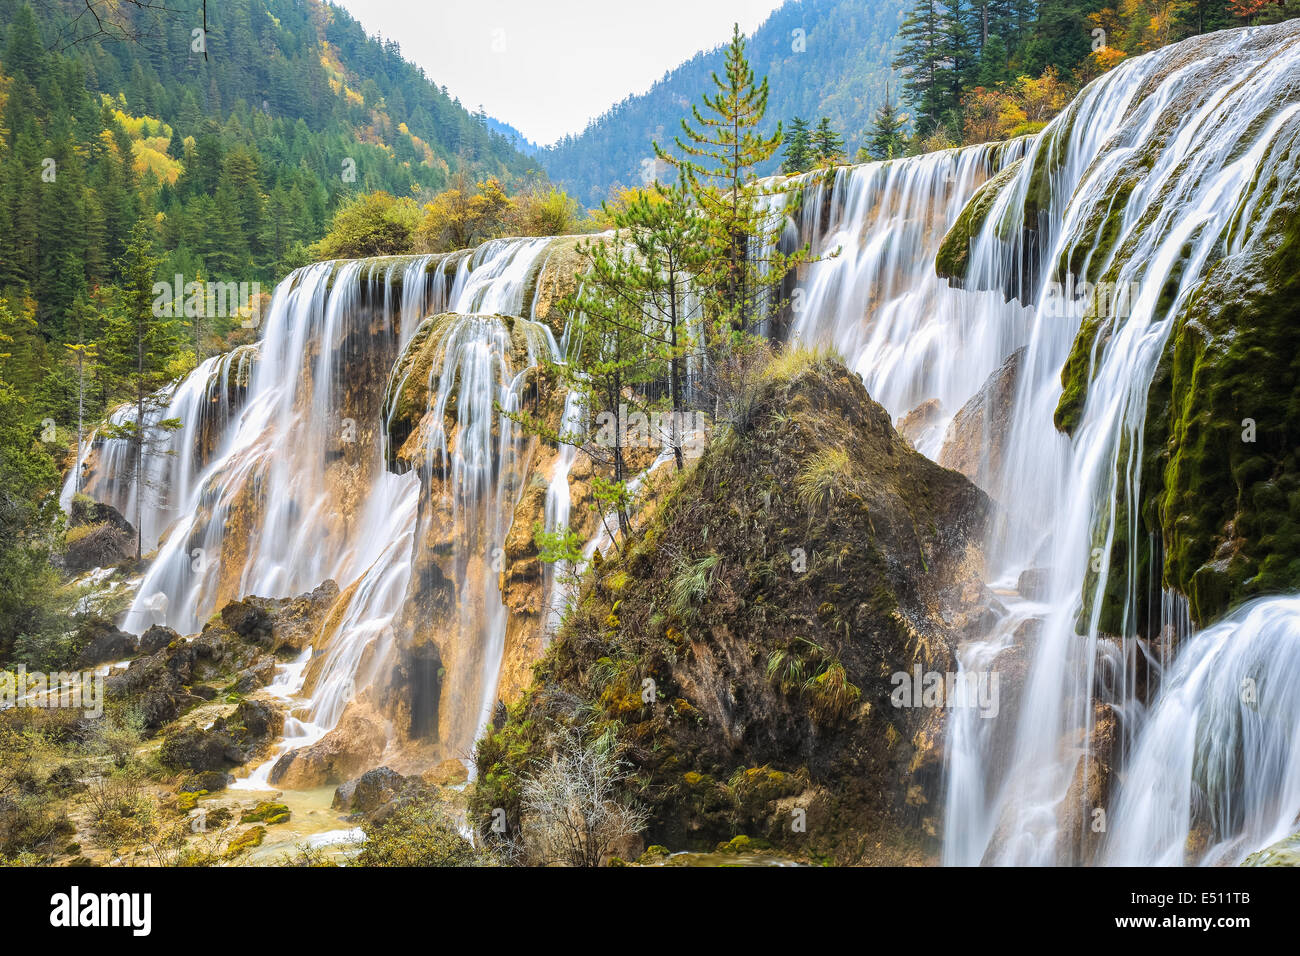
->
[
  {"left": 60, "top": 346, "right": 256, "bottom": 550},
  {"left": 786, "top": 141, "right": 1033, "bottom": 457},
  {"left": 72, "top": 24, "right": 1300, "bottom": 863},
  {"left": 771, "top": 21, "right": 1300, "bottom": 866},
  {"left": 82, "top": 238, "right": 572, "bottom": 780},
  {"left": 541, "top": 389, "right": 583, "bottom": 635}
]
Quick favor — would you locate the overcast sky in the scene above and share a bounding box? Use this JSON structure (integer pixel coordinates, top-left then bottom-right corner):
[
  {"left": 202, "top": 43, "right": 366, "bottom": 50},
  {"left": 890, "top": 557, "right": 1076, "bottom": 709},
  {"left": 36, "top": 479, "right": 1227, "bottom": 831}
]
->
[{"left": 334, "top": 0, "right": 784, "bottom": 146}]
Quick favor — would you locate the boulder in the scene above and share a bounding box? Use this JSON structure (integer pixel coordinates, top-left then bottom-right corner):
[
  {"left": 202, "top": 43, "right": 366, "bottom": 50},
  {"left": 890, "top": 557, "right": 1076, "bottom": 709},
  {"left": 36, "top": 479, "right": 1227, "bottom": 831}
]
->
[
  {"left": 159, "top": 725, "right": 244, "bottom": 773},
  {"left": 139, "top": 625, "right": 179, "bottom": 655},
  {"left": 59, "top": 498, "right": 136, "bottom": 572},
  {"left": 939, "top": 347, "right": 1024, "bottom": 495},
  {"left": 76, "top": 619, "right": 137, "bottom": 666},
  {"left": 221, "top": 600, "right": 273, "bottom": 645},
  {"left": 61, "top": 522, "right": 134, "bottom": 573},
  {"left": 157, "top": 699, "right": 284, "bottom": 772},
  {"left": 332, "top": 767, "right": 407, "bottom": 814},
  {"left": 268, "top": 709, "right": 385, "bottom": 789}
]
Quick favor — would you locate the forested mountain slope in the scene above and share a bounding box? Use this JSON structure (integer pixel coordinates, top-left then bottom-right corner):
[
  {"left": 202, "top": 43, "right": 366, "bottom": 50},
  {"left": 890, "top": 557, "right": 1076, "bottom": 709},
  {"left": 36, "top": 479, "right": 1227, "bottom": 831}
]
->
[{"left": 541, "top": 0, "right": 910, "bottom": 204}]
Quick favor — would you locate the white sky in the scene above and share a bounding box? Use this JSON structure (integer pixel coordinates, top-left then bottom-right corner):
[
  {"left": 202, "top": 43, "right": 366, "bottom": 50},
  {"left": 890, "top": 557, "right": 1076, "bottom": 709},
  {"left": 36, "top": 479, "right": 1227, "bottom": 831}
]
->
[{"left": 334, "top": 0, "right": 784, "bottom": 146}]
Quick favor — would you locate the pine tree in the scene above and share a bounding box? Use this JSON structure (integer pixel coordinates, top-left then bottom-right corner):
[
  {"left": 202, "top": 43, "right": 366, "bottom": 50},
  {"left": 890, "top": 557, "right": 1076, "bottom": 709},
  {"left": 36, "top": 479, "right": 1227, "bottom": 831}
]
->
[
  {"left": 99, "top": 224, "right": 183, "bottom": 558},
  {"left": 865, "top": 87, "right": 909, "bottom": 161},
  {"left": 812, "top": 117, "right": 847, "bottom": 166},
  {"left": 893, "top": 0, "right": 949, "bottom": 136},
  {"left": 656, "top": 24, "right": 793, "bottom": 335},
  {"left": 941, "top": 0, "right": 983, "bottom": 131},
  {"left": 781, "top": 116, "right": 813, "bottom": 174}
]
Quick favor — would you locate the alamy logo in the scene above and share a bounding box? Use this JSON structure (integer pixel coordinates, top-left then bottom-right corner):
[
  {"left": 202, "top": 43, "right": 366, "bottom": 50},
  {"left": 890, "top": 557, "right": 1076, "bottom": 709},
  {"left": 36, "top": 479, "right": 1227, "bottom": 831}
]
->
[
  {"left": 0, "top": 666, "right": 103, "bottom": 718},
  {"left": 49, "top": 887, "right": 151, "bottom": 936},
  {"left": 890, "top": 665, "right": 1000, "bottom": 717},
  {"left": 593, "top": 404, "right": 708, "bottom": 459},
  {"left": 152, "top": 274, "right": 262, "bottom": 327}
]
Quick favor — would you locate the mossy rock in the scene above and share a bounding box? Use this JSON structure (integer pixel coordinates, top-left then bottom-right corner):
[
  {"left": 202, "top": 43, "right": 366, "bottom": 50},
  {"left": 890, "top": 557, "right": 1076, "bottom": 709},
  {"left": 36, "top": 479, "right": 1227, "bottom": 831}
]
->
[
  {"left": 224, "top": 826, "right": 266, "bottom": 858},
  {"left": 1069, "top": 120, "right": 1300, "bottom": 630},
  {"left": 636, "top": 844, "right": 671, "bottom": 865},
  {"left": 176, "top": 790, "right": 207, "bottom": 814},
  {"left": 935, "top": 158, "right": 1023, "bottom": 282},
  {"left": 715, "top": 834, "right": 774, "bottom": 855},
  {"left": 240, "top": 801, "right": 292, "bottom": 825},
  {"left": 1243, "top": 831, "right": 1300, "bottom": 867}
]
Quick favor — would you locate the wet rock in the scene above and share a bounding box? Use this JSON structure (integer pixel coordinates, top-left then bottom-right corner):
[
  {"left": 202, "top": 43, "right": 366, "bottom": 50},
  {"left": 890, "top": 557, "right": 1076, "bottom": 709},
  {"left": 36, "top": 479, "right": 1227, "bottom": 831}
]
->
[
  {"left": 76, "top": 619, "right": 137, "bottom": 666},
  {"left": 180, "top": 771, "right": 231, "bottom": 793},
  {"left": 896, "top": 398, "right": 944, "bottom": 451},
  {"left": 1016, "top": 567, "right": 1050, "bottom": 601},
  {"left": 333, "top": 767, "right": 407, "bottom": 813},
  {"left": 1243, "top": 831, "right": 1300, "bottom": 867},
  {"left": 240, "top": 801, "right": 291, "bottom": 825},
  {"left": 139, "top": 625, "right": 179, "bottom": 655},
  {"left": 939, "top": 347, "right": 1024, "bottom": 496},
  {"left": 230, "top": 657, "right": 276, "bottom": 694},
  {"left": 225, "top": 826, "right": 265, "bottom": 858},
  {"left": 59, "top": 498, "right": 137, "bottom": 572},
  {"left": 269, "top": 709, "right": 385, "bottom": 789}
]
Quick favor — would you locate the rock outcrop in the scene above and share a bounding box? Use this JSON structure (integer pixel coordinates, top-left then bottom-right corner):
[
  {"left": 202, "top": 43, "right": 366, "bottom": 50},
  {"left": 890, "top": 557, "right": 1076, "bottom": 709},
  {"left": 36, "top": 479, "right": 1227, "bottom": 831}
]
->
[
  {"left": 472, "top": 353, "right": 994, "bottom": 863},
  {"left": 938, "top": 347, "right": 1024, "bottom": 496}
]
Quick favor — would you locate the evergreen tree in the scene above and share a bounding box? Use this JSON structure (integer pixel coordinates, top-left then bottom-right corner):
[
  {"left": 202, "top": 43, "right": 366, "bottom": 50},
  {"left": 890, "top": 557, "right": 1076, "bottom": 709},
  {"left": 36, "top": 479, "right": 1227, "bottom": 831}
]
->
[
  {"left": 812, "top": 117, "right": 847, "bottom": 166},
  {"left": 865, "top": 88, "right": 909, "bottom": 161},
  {"left": 942, "top": 0, "right": 983, "bottom": 131},
  {"left": 98, "top": 224, "right": 183, "bottom": 558},
  {"left": 0, "top": 302, "right": 61, "bottom": 660},
  {"left": 894, "top": 0, "right": 950, "bottom": 136},
  {"left": 781, "top": 116, "right": 813, "bottom": 174},
  {"left": 656, "top": 25, "right": 806, "bottom": 341}
]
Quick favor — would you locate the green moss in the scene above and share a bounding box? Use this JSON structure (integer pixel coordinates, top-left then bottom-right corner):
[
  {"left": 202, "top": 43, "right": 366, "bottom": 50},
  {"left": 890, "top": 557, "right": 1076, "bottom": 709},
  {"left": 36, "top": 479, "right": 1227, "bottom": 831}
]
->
[
  {"left": 1089, "top": 155, "right": 1300, "bottom": 628},
  {"left": 175, "top": 790, "right": 207, "bottom": 813},
  {"left": 224, "top": 826, "right": 266, "bottom": 858},
  {"left": 240, "top": 801, "right": 291, "bottom": 825},
  {"left": 935, "top": 158, "right": 1023, "bottom": 282}
]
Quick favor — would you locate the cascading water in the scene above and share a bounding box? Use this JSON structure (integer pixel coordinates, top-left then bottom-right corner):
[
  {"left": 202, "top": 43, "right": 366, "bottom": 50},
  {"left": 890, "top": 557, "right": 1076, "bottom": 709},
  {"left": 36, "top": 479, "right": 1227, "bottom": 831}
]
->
[
  {"left": 785, "top": 140, "right": 1032, "bottom": 457},
  {"left": 71, "top": 22, "right": 1300, "bottom": 860},
  {"left": 60, "top": 345, "right": 256, "bottom": 552},
  {"left": 779, "top": 20, "right": 1300, "bottom": 865},
  {"left": 84, "top": 236, "right": 573, "bottom": 783}
]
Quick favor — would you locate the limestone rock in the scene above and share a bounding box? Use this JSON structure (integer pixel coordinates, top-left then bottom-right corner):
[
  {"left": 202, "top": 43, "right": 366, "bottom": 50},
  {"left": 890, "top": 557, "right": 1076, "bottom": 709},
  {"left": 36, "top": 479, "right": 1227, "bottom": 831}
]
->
[{"left": 939, "top": 347, "right": 1024, "bottom": 495}]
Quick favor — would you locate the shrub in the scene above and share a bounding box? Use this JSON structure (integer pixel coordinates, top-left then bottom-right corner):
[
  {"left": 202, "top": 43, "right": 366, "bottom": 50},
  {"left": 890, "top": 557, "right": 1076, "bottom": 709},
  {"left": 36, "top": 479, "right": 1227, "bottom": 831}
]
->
[
  {"left": 313, "top": 191, "right": 421, "bottom": 259},
  {"left": 517, "top": 725, "right": 648, "bottom": 866},
  {"left": 354, "top": 796, "right": 490, "bottom": 867}
]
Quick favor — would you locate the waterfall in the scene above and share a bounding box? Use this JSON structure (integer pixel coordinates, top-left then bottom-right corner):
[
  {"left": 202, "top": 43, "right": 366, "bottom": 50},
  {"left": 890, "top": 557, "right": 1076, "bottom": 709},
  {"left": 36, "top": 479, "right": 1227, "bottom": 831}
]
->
[
  {"left": 75, "top": 236, "right": 572, "bottom": 782},
  {"left": 70, "top": 22, "right": 1300, "bottom": 852},
  {"left": 541, "top": 389, "right": 583, "bottom": 634},
  {"left": 1102, "top": 596, "right": 1300, "bottom": 865},
  {"left": 59, "top": 346, "right": 256, "bottom": 552},
  {"left": 787, "top": 140, "right": 1031, "bottom": 457},
  {"left": 778, "top": 20, "right": 1300, "bottom": 865},
  {"left": 120, "top": 255, "right": 441, "bottom": 635}
]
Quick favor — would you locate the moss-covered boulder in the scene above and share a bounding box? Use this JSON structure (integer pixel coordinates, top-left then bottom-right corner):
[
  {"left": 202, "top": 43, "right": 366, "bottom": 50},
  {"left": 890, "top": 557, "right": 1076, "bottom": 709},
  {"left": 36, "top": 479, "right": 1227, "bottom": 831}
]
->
[
  {"left": 240, "top": 801, "right": 291, "bottom": 825},
  {"left": 935, "top": 158, "right": 1023, "bottom": 283},
  {"left": 1143, "top": 170, "right": 1300, "bottom": 626},
  {"left": 470, "top": 353, "right": 994, "bottom": 863}
]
